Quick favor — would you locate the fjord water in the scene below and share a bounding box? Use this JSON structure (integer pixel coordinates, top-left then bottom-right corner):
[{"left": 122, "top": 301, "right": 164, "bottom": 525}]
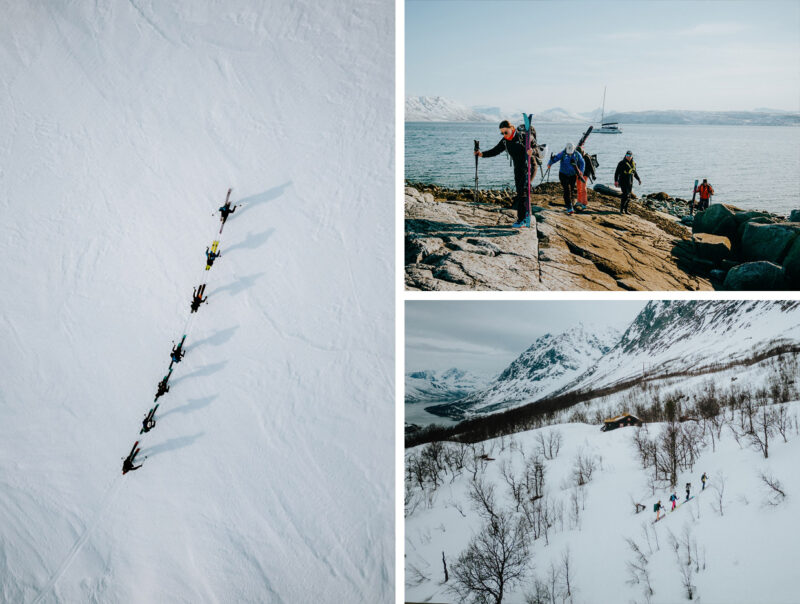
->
[{"left": 406, "top": 122, "right": 800, "bottom": 215}]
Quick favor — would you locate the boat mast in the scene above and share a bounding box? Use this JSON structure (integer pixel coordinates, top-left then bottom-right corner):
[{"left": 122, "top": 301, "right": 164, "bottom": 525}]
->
[{"left": 601, "top": 85, "right": 607, "bottom": 125}]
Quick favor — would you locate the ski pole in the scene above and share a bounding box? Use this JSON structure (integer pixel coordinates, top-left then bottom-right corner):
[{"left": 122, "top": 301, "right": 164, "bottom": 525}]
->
[{"left": 474, "top": 140, "right": 480, "bottom": 202}]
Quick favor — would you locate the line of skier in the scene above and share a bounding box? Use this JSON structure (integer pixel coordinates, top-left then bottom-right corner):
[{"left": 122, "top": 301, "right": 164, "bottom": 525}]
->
[
  {"left": 654, "top": 472, "right": 708, "bottom": 521},
  {"left": 123, "top": 190, "right": 238, "bottom": 474}
]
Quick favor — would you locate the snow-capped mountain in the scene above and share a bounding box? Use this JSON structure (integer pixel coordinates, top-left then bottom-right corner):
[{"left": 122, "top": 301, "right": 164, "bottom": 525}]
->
[
  {"left": 534, "top": 107, "right": 587, "bottom": 123},
  {"left": 427, "top": 325, "right": 620, "bottom": 419},
  {"left": 405, "top": 96, "right": 494, "bottom": 122},
  {"left": 603, "top": 109, "right": 800, "bottom": 126},
  {"left": 406, "top": 368, "right": 492, "bottom": 403},
  {"left": 568, "top": 300, "right": 800, "bottom": 393}
]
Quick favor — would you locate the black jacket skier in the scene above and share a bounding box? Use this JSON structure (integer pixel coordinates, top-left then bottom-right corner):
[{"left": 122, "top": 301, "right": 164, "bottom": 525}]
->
[
  {"left": 170, "top": 343, "right": 185, "bottom": 365},
  {"left": 190, "top": 285, "right": 207, "bottom": 313},
  {"left": 122, "top": 442, "right": 143, "bottom": 474},
  {"left": 141, "top": 415, "right": 155, "bottom": 434},
  {"left": 220, "top": 203, "right": 237, "bottom": 223},
  {"left": 475, "top": 120, "right": 538, "bottom": 224},
  {"left": 614, "top": 151, "right": 642, "bottom": 214},
  {"left": 154, "top": 373, "right": 170, "bottom": 401},
  {"left": 578, "top": 147, "right": 596, "bottom": 182}
]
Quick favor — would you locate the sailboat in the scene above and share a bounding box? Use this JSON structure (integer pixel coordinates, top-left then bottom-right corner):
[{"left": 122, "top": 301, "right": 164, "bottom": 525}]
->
[{"left": 595, "top": 86, "right": 622, "bottom": 134}]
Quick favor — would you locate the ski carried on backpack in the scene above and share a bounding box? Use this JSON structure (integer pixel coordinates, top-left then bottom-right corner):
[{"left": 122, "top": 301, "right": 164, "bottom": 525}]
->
[
  {"left": 577, "top": 125, "right": 593, "bottom": 149},
  {"left": 522, "top": 113, "right": 533, "bottom": 226},
  {"left": 690, "top": 179, "right": 699, "bottom": 215}
]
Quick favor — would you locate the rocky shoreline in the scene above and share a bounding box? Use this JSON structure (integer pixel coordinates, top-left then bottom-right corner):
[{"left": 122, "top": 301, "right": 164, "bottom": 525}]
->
[{"left": 405, "top": 182, "right": 799, "bottom": 291}]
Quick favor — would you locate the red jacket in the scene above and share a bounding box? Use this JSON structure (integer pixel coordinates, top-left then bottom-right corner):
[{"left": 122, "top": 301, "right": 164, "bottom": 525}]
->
[{"left": 695, "top": 183, "right": 714, "bottom": 199}]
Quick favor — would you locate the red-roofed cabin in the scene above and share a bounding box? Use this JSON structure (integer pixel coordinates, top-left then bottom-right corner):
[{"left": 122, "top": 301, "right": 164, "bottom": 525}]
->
[{"left": 601, "top": 413, "right": 643, "bottom": 432}]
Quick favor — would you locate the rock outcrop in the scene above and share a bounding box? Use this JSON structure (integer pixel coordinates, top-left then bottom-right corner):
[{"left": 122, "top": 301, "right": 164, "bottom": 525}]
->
[{"left": 405, "top": 184, "right": 712, "bottom": 291}]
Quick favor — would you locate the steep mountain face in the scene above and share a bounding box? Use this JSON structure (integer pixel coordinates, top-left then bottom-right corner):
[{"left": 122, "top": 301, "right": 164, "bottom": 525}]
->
[
  {"left": 569, "top": 300, "right": 800, "bottom": 392},
  {"left": 406, "top": 368, "right": 491, "bottom": 403},
  {"left": 405, "top": 96, "right": 493, "bottom": 122},
  {"left": 426, "top": 325, "right": 620, "bottom": 419}
]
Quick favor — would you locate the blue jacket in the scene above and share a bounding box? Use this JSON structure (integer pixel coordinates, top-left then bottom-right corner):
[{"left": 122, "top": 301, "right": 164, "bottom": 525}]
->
[{"left": 549, "top": 150, "right": 585, "bottom": 176}]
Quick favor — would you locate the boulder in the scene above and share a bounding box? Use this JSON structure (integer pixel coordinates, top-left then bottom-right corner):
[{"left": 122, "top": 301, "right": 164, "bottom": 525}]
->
[
  {"left": 692, "top": 233, "right": 731, "bottom": 263},
  {"left": 406, "top": 234, "right": 444, "bottom": 264},
  {"left": 740, "top": 222, "right": 800, "bottom": 264},
  {"left": 735, "top": 216, "right": 774, "bottom": 249},
  {"left": 652, "top": 192, "right": 670, "bottom": 201},
  {"left": 790, "top": 209, "right": 800, "bottom": 223},
  {"left": 710, "top": 269, "right": 728, "bottom": 282},
  {"left": 692, "top": 204, "right": 738, "bottom": 239},
  {"left": 723, "top": 261, "right": 785, "bottom": 290},
  {"left": 782, "top": 236, "right": 800, "bottom": 289},
  {"left": 733, "top": 210, "right": 774, "bottom": 225}
]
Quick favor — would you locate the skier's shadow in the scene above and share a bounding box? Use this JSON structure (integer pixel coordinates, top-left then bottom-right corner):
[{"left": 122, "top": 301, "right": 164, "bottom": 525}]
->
[
  {"left": 170, "top": 361, "right": 228, "bottom": 386},
  {"left": 144, "top": 432, "right": 204, "bottom": 458},
  {"left": 190, "top": 326, "right": 239, "bottom": 350},
  {"left": 224, "top": 228, "right": 275, "bottom": 254},
  {"left": 211, "top": 273, "right": 264, "bottom": 297},
  {"left": 159, "top": 395, "right": 217, "bottom": 420},
  {"left": 235, "top": 182, "right": 292, "bottom": 218}
]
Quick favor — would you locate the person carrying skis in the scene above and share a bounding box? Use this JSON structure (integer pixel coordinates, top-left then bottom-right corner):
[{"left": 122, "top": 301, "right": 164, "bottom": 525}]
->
[
  {"left": 669, "top": 492, "right": 678, "bottom": 511},
  {"left": 474, "top": 120, "right": 538, "bottom": 227},
  {"left": 205, "top": 245, "right": 221, "bottom": 269},
  {"left": 685, "top": 482, "right": 691, "bottom": 502},
  {"left": 614, "top": 150, "right": 642, "bottom": 214},
  {"left": 546, "top": 143, "right": 585, "bottom": 215},
  {"left": 701, "top": 472, "right": 708, "bottom": 490},
  {"left": 575, "top": 145, "right": 596, "bottom": 210},
  {"left": 190, "top": 284, "right": 207, "bottom": 313},
  {"left": 122, "top": 442, "right": 144, "bottom": 474},
  {"left": 654, "top": 500, "right": 663, "bottom": 521},
  {"left": 694, "top": 179, "right": 715, "bottom": 212}
]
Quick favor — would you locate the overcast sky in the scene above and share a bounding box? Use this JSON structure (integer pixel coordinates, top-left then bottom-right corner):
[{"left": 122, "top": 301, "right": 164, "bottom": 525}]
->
[
  {"left": 406, "top": 300, "right": 647, "bottom": 375},
  {"left": 406, "top": 0, "right": 800, "bottom": 113}
]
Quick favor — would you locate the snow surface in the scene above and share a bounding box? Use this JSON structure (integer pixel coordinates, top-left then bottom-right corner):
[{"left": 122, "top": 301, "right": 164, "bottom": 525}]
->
[
  {"left": 0, "top": 2, "right": 393, "bottom": 602},
  {"left": 406, "top": 399, "right": 800, "bottom": 604}
]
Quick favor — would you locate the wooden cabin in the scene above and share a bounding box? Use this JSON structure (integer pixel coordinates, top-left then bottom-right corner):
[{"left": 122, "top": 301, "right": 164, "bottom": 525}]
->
[{"left": 601, "top": 413, "right": 643, "bottom": 432}]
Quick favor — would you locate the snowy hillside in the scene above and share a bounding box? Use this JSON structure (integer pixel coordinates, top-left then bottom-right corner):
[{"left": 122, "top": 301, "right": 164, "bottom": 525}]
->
[
  {"left": 428, "top": 325, "right": 620, "bottom": 420},
  {"left": 405, "top": 96, "right": 495, "bottom": 122},
  {"left": 570, "top": 300, "right": 800, "bottom": 393},
  {"left": 0, "top": 2, "right": 393, "bottom": 603},
  {"left": 406, "top": 396, "right": 800, "bottom": 604}
]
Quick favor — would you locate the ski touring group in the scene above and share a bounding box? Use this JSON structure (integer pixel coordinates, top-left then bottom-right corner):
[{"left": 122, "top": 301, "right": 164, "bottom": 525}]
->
[
  {"left": 122, "top": 190, "right": 239, "bottom": 475},
  {"left": 653, "top": 471, "right": 709, "bottom": 522},
  {"left": 473, "top": 115, "right": 714, "bottom": 222}
]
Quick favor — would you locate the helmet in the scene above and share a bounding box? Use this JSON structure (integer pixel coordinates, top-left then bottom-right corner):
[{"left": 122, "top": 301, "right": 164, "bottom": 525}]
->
[
  {"left": 565, "top": 143, "right": 575, "bottom": 154},
  {"left": 625, "top": 150, "right": 633, "bottom": 157}
]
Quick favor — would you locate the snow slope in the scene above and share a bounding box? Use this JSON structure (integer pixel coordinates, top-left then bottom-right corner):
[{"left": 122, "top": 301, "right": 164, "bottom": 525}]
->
[
  {"left": 0, "top": 2, "right": 393, "bottom": 603},
  {"left": 570, "top": 300, "right": 800, "bottom": 392},
  {"left": 406, "top": 401, "right": 800, "bottom": 604}
]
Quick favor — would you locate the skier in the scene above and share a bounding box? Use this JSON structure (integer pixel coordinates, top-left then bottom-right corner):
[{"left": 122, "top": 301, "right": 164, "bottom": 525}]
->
[
  {"left": 546, "top": 143, "right": 585, "bottom": 215},
  {"left": 685, "top": 482, "right": 692, "bottom": 502},
  {"left": 205, "top": 245, "right": 221, "bottom": 270},
  {"left": 669, "top": 492, "right": 678, "bottom": 511},
  {"left": 141, "top": 405, "right": 158, "bottom": 434},
  {"left": 190, "top": 284, "right": 207, "bottom": 313},
  {"left": 154, "top": 370, "right": 172, "bottom": 402},
  {"left": 219, "top": 201, "right": 237, "bottom": 230},
  {"left": 694, "top": 179, "right": 715, "bottom": 212},
  {"left": 122, "top": 442, "right": 144, "bottom": 474},
  {"left": 170, "top": 339, "right": 186, "bottom": 367},
  {"left": 701, "top": 472, "right": 708, "bottom": 490},
  {"left": 575, "top": 145, "right": 596, "bottom": 210},
  {"left": 654, "top": 500, "right": 663, "bottom": 521},
  {"left": 614, "top": 150, "right": 642, "bottom": 214},
  {"left": 473, "top": 119, "right": 539, "bottom": 227}
]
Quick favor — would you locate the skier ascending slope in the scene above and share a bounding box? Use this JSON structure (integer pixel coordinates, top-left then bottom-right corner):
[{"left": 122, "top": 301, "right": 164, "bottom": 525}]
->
[
  {"left": 154, "top": 369, "right": 172, "bottom": 402},
  {"left": 473, "top": 119, "right": 539, "bottom": 227},
  {"left": 122, "top": 441, "right": 144, "bottom": 474},
  {"left": 140, "top": 405, "right": 158, "bottom": 434},
  {"left": 701, "top": 472, "right": 708, "bottom": 490},
  {"left": 169, "top": 336, "right": 186, "bottom": 368},
  {"left": 206, "top": 242, "right": 221, "bottom": 271},
  {"left": 190, "top": 284, "right": 208, "bottom": 313},
  {"left": 546, "top": 143, "right": 585, "bottom": 215},
  {"left": 218, "top": 189, "right": 237, "bottom": 233},
  {"left": 685, "top": 482, "right": 692, "bottom": 502},
  {"left": 654, "top": 500, "right": 663, "bottom": 521},
  {"left": 670, "top": 492, "right": 678, "bottom": 511}
]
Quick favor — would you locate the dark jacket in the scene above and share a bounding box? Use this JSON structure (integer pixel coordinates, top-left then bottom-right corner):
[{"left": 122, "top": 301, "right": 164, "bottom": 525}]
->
[
  {"left": 580, "top": 151, "right": 595, "bottom": 180},
  {"left": 481, "top": 127, "right": 537, "bottom": 177},
  {"left": 614, "top": 158, "right": 641, "bottom": 187}
]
